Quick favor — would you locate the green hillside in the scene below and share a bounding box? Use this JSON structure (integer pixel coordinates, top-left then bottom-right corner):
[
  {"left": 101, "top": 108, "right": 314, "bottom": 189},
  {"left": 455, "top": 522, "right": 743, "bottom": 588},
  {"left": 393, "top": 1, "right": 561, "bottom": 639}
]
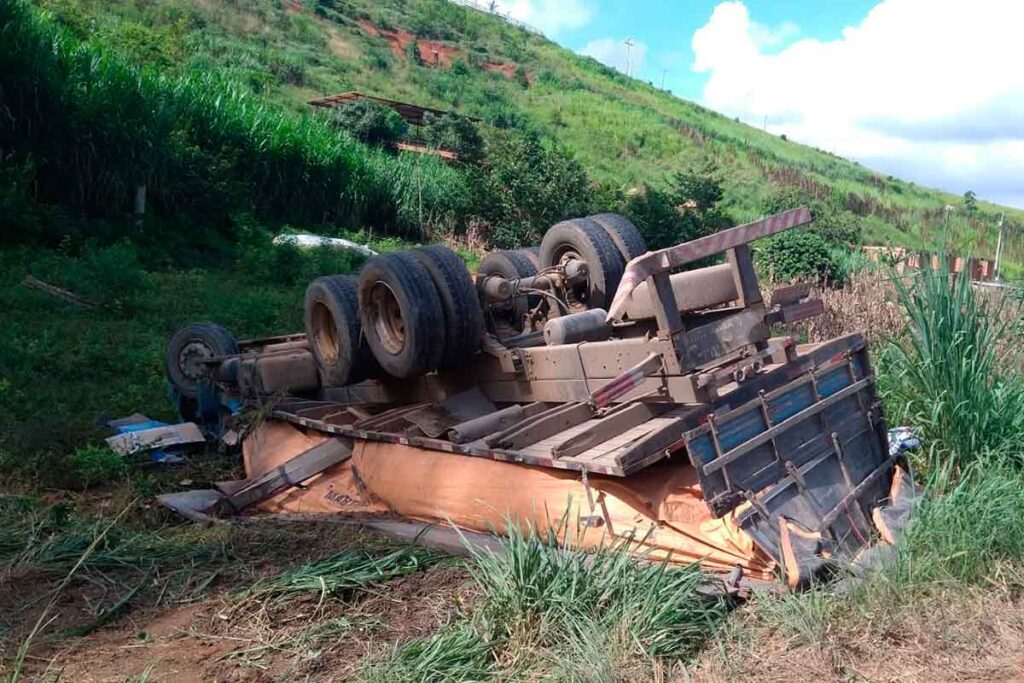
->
[{"left": 23, "top": 0, "right": 1022, "bottom": 261}]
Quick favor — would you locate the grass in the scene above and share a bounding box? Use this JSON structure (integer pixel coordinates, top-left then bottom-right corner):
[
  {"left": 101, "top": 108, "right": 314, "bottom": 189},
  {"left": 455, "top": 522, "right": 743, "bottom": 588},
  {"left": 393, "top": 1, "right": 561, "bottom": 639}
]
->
[
  {"left": 880, "top": 257, "right": 1024, "bottom": 475},
  {"left": 26, "top": 0, "right": 1024, "bottom": 266},
  {"left": 238, "top": 546, "right": 439, "bottom": 604},
  {"left": 1, "top": 0, "right": 470, "bottom": 248},
  {"left": 362, "top": 521, "right": 727, "bottom": 680}
]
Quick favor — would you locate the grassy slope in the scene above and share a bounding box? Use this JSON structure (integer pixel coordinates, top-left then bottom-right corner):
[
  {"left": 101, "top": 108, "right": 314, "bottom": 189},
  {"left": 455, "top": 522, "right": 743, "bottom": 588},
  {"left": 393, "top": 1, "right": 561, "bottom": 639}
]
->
[{"left": 43, "top": 0, "right": 1024, "bottom": 268}]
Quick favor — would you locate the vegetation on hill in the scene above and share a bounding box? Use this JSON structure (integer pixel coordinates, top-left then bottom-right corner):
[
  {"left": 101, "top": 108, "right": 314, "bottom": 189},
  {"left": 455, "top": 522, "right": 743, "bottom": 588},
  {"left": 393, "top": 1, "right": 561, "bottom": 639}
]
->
[{"left": 4, "top": 0, "right": 1021, "bottom": 272}]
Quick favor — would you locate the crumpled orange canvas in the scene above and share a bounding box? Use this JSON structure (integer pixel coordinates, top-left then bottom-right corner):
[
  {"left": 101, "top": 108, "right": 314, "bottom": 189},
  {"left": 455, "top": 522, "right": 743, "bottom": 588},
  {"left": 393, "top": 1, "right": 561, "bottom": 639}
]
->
[{"left": 244, "top": 420, "right": 776, "bottom": 580}]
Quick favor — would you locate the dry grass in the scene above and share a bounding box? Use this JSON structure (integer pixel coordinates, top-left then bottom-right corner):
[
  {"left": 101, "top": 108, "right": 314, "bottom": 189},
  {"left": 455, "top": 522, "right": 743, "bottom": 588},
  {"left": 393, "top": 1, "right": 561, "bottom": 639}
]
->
[
  {"left": 692, "top": 581, "right": 1024, "bottom": 682},
  {"left": 797, "top": 272, "right": 905, "bottom": 344}
]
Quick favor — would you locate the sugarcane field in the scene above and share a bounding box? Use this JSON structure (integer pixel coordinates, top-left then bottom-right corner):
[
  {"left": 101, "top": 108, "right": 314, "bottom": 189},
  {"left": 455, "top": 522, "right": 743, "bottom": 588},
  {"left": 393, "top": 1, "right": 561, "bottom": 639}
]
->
[{"left": 3, "top": 1, "right": 1024, "bottom": 681}]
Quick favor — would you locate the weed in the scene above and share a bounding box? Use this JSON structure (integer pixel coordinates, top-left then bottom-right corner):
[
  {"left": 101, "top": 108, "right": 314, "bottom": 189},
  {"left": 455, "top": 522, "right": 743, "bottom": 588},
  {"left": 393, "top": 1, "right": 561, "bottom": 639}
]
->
[{"left": 64, "top": 445, "right": 128, "bottom": 490}]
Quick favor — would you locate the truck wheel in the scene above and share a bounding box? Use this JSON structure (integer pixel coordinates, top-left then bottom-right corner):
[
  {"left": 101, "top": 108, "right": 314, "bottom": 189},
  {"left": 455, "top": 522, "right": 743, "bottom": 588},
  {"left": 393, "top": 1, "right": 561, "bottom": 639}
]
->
[
  {"left": 540, "top": 218, "right": 625, "bottom": 310},
  {"left": 304, "top": 275, "right": 378, "bottom": 387},
  {"left": 477, "top": 249, "right": 539, "bottom": 332},
  {"left": 514, "top": 246, "right": 541, "bottom": 269},
  {"left": 411, "top": 245, "right": 484, "bottom": 368},
  {"left": 358, "top": 251, "right": 444, "bottom": 378},
  {"left": 589, "top": 213, "right": 647, "bottom": 261},
  {"left": 166, "top": 323, "right": 238, "bottom": 398}
]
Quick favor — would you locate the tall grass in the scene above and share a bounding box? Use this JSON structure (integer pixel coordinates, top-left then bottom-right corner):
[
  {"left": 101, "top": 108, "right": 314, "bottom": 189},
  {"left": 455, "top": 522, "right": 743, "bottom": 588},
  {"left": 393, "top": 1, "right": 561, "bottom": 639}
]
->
[
  {"left": 881, "top": 258, "right": 1024, "bottom": 475},
  {"left": 0, "top": 1, "right": 469, "bottom": 245},
  {"left": 364, "top": 521, "right": 727, "bottom": 679}
]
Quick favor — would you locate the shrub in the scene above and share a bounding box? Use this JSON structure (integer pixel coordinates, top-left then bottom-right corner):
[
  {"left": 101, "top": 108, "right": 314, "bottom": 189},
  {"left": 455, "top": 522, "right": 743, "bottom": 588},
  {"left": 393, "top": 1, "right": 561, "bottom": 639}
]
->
[
  {"left": 327, "top": 99, "right": 408, "bottom": 146},
  {"left": 757, "top": 229, "right": 842, "bottom": 284},
  {"left": 762, "top": 187, "right": 863, "bottom": 245},
  {"left": 622, "top": 164, "right": 731, "bottom": 251},
  {"left": 30, "top": 239, "right": 150, "bottom": 309},
  {"left": 237, "top": 230, "right": 366, "bottom": 287},
  {"left": 471, "top": 130, "right": 593, "bottom": 248},
  {"left": 422, "top": 112, "right": 484, "bottom": 164}
]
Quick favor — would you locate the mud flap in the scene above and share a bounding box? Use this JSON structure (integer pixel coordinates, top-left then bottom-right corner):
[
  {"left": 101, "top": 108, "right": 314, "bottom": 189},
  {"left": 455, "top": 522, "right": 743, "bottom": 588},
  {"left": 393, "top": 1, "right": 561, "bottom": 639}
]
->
[{"left": 684, "top": 338, "right": 911, "bottom": 585}]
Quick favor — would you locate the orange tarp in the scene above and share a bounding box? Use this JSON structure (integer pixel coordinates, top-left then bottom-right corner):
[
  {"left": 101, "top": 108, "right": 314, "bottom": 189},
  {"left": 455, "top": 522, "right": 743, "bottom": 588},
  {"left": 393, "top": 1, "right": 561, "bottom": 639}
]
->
[{"left": 245, "top": 421, "right": 776, "bottom": 580}]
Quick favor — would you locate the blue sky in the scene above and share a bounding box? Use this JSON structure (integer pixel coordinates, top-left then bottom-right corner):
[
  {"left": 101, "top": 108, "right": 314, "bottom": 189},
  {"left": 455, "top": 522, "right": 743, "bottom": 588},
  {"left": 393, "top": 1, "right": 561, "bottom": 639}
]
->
[
  {"left": 490, "top": 0, "right": 1024, "bottom": 209},
  {"left": 564, "top": 0, "right": 877, "bottom": 101}
]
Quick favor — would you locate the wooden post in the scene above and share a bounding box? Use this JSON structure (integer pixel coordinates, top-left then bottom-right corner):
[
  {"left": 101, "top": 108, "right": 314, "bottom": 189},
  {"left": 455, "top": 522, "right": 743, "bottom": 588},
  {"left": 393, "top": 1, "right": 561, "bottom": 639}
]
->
[
  {"left": 727, "top": 244, "right": 768, "bottom": 351},
  {"left": 134, "top": 184, "right": 146, "bottom": 232},
  {"left": 646, "top": 271, "right": 684, "bottom": 338}
]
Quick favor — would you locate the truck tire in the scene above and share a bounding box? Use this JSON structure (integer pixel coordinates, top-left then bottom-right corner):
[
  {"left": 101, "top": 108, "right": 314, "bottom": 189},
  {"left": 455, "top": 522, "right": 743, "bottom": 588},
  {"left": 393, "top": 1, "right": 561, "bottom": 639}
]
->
[
  {"left": 166, "top": 323, "right": 239, "bottom": 398},
  {"left": 477, "top": 249, "right": 539, "bottom": 331},
  {"left": 589, "top": 213, "right": 647, "bottom": 261},
  {"left": 540, "top": 218, "right": 625, "bottom": 310},
  {"left": 514, "top": 246, "right": 541, "bottom": 269},
  {"left": 411, "top": 245, "right": 484, "bottom": 367},
  {"left": 304, "top": 275, "right": 378, "bottom": 387},
  {"left": 358, "top": 251, "right": 444, "bottom": 378}
]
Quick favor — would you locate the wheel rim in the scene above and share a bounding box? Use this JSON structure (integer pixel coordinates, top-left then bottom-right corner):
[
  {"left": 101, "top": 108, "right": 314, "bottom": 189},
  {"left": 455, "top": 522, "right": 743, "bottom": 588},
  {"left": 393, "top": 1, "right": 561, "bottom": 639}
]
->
[
  {"left": 311, "top": 301, "right": 339, "bottom": 363},
  {"left": 177, "top": 340, "right": 214, "bottom": 383},
  {"left": 554, "top": 246, "right": 590, "bottom": 304},
  {"left": 367, "top": 281, "right": 406, "bottom": 355}
]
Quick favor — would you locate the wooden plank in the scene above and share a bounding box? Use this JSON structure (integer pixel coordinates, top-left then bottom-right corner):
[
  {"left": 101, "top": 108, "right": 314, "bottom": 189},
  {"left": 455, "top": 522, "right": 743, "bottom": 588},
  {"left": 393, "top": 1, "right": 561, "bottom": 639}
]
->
[
  {"left": 224, "top": 437, "right": 354, "bottom": 512},
  {"left": 703, "top": 376, "right": 874, "bottom": 475},
  {"left": 677, "top": 308, "right": 767, "bottom": 371},
  {"left": 489, "top": 402, "right": 595, "bottom": 450},
  {"left": 608, "top": 207, "right": 812, "bottom": 320},
  {"left": 552, "top": 402, "right": 669, "bottom": 459},
  {"left": 726, "top": 244, "right": 762, "bottom": 308}
]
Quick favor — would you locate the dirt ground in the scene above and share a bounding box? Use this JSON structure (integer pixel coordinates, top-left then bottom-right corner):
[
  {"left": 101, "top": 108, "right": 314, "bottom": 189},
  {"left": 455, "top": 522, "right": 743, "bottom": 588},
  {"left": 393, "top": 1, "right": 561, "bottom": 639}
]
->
[
  {"left": 15, "top": 562, "right": 473, "bottom": 682},
  {"left": 692, "top": 587, "right": 1024, "bottom": 683}
]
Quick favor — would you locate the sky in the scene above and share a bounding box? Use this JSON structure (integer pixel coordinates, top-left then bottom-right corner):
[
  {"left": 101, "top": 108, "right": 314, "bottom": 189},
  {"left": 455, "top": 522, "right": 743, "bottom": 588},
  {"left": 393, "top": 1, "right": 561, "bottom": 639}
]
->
[{"left": 488, "top": 0, "right": 1024, "bottom": 209}]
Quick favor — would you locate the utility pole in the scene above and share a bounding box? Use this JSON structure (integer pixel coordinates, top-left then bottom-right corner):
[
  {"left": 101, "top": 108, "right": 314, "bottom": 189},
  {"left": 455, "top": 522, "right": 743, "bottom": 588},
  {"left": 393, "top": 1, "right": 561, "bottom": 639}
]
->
[
  {"left": 623, "top": 38, "right": 634, "bottom": 76},
  {"left": 994, "top": 212, "right": 1005, "bottom": 281},
  {"left": 660, "top": 68, "right": 668, "bottom": 89}
]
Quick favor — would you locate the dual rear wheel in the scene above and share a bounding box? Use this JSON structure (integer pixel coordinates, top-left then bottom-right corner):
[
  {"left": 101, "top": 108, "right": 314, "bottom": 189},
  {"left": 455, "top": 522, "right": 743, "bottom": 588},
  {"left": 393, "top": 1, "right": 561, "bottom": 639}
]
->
[{"left": 305, "top": 245, "right": 482, "bottom": 384}]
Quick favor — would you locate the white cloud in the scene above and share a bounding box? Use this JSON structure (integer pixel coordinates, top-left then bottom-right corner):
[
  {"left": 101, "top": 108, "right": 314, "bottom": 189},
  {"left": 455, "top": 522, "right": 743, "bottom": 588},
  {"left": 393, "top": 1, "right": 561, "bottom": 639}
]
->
[
  {"left": 487, "top": 0, "right": 594, "bottom": 36},
  {"left": 580, "top": 37, "right": 648, "bottom": 77},
  {"left": 691, "top": 1, "right": 1024, "bottom": 207}
]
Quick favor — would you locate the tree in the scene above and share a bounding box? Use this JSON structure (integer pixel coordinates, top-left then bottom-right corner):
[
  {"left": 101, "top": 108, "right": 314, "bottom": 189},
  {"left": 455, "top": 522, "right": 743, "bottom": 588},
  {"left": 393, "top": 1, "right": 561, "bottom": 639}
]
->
[
  {"left": 327, "top": 99, "right": 407, "bottom": 146},
  {"left": 621, "top": 162, "right": 731, "bottom": 251},
  {"left": 470, "top": 130, "right": 594, "bottom": 248},
  {"left": 422, "top": 112, "right": 484, "bottom": 164},
  {"left": 964, "top": 190, "right": 978, "bottom": 215}
]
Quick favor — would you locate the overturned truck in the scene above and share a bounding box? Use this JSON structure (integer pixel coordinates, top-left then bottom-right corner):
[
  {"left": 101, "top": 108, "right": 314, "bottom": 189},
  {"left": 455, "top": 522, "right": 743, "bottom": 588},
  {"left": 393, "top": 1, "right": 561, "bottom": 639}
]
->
[{"left": 161, "top": 207, "right": 914, "bottom": 588}]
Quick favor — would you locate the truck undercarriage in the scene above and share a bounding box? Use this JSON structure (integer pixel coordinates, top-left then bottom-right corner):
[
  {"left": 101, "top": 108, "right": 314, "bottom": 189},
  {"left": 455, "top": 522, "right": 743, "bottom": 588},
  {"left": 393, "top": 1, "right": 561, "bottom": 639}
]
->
[{"left": 159, "top": 207, "right": 913, "bottom": 588}]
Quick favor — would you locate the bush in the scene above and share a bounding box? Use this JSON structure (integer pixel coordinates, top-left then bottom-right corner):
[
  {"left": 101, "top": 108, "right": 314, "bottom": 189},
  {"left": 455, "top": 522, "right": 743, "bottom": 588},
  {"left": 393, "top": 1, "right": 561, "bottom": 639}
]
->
[
  {"left": 762, "top": 187, "right": 863, "bottom": 245},
  {"left": 471, "top": 130, "right": 594, "bottom": 248},
  {"left": 622, "top": 164, "right": 731, "bottom": 251},
  {"left": 237, "top": 230, "right": 367, "bottom": 287},
  {"left": 327, "top": 99, "right": 408, "bottom": 146},
  {"left": 422, "top": 112, "right": 484, "bottom": 164},
  {"left": 757, "top": 229, "right": 842, "bottom": 284}
]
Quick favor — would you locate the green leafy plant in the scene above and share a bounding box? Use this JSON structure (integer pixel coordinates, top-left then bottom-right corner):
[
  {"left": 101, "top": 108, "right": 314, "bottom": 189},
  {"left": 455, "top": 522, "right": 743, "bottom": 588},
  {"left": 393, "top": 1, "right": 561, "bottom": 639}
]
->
[
  {"left": 757, "top": 229, "right": 842, "bottom": 284},
  {"left": 65, "top": 445, "right": 128, "bottom": 490},
  {"left": 327, "top": 99, "right": 408, "bottom": 146},
  {"left": 471, "top": 130, "right": 593, "bottom": 248}
]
